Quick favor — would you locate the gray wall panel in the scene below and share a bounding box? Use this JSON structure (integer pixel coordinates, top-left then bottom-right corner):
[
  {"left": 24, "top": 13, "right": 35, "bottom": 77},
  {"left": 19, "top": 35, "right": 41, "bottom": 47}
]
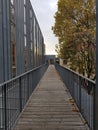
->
[
  {"left": 26, "top": 0, "right": 31, "bottom": 70},
  {"left": 20, "top": 0, "right": 25, "bottom": 73},
  {"left": 0, "top": 0, "right": 12, "bottom": 83},
  {"left": 14, "top": 0, "right": 20, "bottom": 75},
  {"left": 0, "top": 0, "right": 11, "bottom": 83},
  {"left": 0, "top": 0, "right": 45, "bottom": 83},
  {"left": 7, "top": 0, "right": 12, "bottom": 79},
  {"left": 15, "top": 0, "right": 25, "bottom": 75},
  {"left": 0, "top": 0, "right": 4, "bottom": 83},
  {"left": 3, "top": 0, "right": 8, "bottom": 81}
]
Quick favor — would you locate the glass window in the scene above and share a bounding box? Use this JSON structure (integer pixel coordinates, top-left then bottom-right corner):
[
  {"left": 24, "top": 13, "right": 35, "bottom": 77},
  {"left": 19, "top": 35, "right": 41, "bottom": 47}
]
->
[
  {"left": 24, "top": 24, "right": 26, "bottom": 35},
  {"left": 11, "top": 0, "right": 14, "bottom": 5},
  {"left": 12, "top": 43, "right": 16, "bottom": 66},
  {"left": 10, "top": 7, "right": 15, "bottom": 23},
  {"left": 24, "top": 7, "right": 26, "bottom": 23},
  {"left": 24, "top": 36, "right": 27, "bottom": 46},
  {"left": 30, "top": 33, "right": 32, "bottom": 40},
  {"left": 24, "top": 0, "right": 26, "bottom": 5},
  {"left": 11, "top": 24, "right": 15, "bottom": 42},
  {"left": 0, "top": 2, "right": 2, "bottom": 14},
  {"left": 31, "top": 43, "right": 33, "bottom": 50},
  {"left": 30, "top": 10, "right": 32, "bottom": 18},
  {"left": 30, "top": 20, "right": 32, "bottom": 31}
]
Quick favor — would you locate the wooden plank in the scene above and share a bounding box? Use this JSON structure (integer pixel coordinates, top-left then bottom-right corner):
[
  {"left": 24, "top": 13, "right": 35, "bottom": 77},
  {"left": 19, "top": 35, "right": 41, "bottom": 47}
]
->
[{"left": 14, "top": 65, "right": 87, "bottom": 130}]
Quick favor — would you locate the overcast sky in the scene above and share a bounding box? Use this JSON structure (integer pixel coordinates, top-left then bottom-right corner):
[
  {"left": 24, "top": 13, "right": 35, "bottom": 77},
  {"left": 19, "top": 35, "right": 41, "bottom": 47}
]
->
[{"left": 31, "top": 0, "right": 58, "bottom": 55}]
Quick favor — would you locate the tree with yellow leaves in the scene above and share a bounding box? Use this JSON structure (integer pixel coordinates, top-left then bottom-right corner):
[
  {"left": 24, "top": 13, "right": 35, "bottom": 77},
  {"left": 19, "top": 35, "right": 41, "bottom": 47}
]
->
[{"left": 52, "top": 0, "right": 96, "bottom": 79}]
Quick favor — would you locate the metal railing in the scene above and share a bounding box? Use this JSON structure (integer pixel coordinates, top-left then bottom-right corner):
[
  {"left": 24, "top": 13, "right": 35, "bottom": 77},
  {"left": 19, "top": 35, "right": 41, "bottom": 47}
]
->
[
  {"left": 0, "top": 64, "right": 48, "bottom": 130},
  {"left": 55, "top": 63, "right": 95, "bottom": 130}
]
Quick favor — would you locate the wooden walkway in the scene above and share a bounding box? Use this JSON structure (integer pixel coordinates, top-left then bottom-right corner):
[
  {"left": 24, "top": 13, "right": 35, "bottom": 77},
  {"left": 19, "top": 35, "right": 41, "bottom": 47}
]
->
[{"left": 14, "top": 65, "right": 87, "bottom": 130}]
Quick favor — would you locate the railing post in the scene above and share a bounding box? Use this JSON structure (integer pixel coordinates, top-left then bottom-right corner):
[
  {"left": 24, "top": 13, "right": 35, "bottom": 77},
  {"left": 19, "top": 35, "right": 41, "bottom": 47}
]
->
[
  {"left": 4, "top": 84, "right": 7, "bottom": 130},
  {"left": 19, "top": 77, "right": 22, "bottom": 112},
  {"left": 93, "top": 86, "right": 95, "bottom": 130},
  {"left": 79, "top": 76, "right": 81, "bottom": 112},
  {"left": 27, "top": 74, "right": 29, "bottom": 100},
  {"left": 95, "top": 0, "right": 98, "bottom": 129},
  {"left": 72, "top": 72, "right": 74, "bottom": 98}
]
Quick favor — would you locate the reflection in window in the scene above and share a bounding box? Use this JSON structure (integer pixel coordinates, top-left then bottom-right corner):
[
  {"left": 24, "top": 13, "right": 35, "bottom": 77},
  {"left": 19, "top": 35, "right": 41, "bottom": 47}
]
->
[
  {"left": 24, "top": 6, "right": 26, "bottom": 23},
  {"left": 24, "top": 36, "right": 27, "bottom": 46},
  {"left": 24, "top": 0, "right": 26, "bottom": 5},
  {"left": 30, "top": 20, "right": 32, "bottom": 31},
  {"left": 31, "top": 43, "right": 33, "bottom": 50},
  {"left": 12, "top": 43, "right": 16, "bottom": 66},
  {"left": 31, "top": 42, "right": 33, "bottom": 67},
  {"left": 10, "top": 1, "right": 16, "bottom": 77},
  {"left": 30, "top": 10, "right": 32, "bottom": 18},
  {"left": 11, "top": 28, "right": 15, "bottom": 48},
  {"left": 10, "top": 6, "right": 15, "bottom": 23},
  {"left": 24, "top": 45, "right": 28, "bottom": 71},
  {"left": 24, "top": 2, "right": 27, "bottom": 71},
  {"left": 30, "top": 33, "right": 32, "bottom": 41},
  {"left": 11, "top": 0, "right": 14, "bottom": 5},
  {"left": 24, "top": 24, "right": 26, "bottom": 35}
]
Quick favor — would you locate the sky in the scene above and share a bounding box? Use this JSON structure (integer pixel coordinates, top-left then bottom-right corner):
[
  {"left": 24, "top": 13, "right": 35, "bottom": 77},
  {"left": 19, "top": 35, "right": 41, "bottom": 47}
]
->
[{"left": 30, "top": 0, "right": 58, "bottom": 55}]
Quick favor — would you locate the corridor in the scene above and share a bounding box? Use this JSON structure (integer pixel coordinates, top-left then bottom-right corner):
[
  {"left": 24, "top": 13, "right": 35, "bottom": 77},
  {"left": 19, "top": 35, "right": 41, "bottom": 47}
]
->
[{"left": 14, "top": 65, "right": 87, "bottom": 130}]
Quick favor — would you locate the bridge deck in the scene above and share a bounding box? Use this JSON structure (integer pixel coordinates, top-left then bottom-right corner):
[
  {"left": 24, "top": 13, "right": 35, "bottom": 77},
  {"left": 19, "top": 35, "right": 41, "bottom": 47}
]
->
[{"left": 14, "top": 65, "right": 87, "bottom": 130}]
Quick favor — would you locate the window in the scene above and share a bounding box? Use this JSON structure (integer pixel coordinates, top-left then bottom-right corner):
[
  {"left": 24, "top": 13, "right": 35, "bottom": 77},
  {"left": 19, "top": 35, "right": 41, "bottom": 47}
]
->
[
  {"left": 30, "top": 20, "right": 32, "bottom": 31},
  {"left": 11, "top": 0, "right": 14, "bottom": 5},
  {"left": 30, "top": 10, "right": 32, "bottom": 18},
  {"left": 10, "top": 5, "right": 15, "bottom": 24},
  {"left": 31, "top": 43, "right": 33, "bottom": 50},
  {"left": 24, "top": 24, "right": 26, "bottom": 35},
  {"left": 24, "top": 6, "right": 26, "bottom": 23},
  {"left": 11, "top": 24, "right": 15, "bottom": 42},
  {"left": 24, "top": 0, "right": 26, "bottom": 5},
  {"left": 24, "top": 36, "right": 27, "bottom": 46},
  {"left": 12, "top": 43, "right": 16, "bottom": 66},
  {"left": 30, "top": 33, "right": 32, "bottom": 41}
]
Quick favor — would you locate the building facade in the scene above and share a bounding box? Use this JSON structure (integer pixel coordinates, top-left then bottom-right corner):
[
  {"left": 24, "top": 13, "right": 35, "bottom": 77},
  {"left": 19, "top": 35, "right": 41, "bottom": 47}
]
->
[
  {"left": 0, "top": 0, "right": 45, "bottom": 83},
  {"left": 45, "top": 55, "right": 56, "bottom": 64}
]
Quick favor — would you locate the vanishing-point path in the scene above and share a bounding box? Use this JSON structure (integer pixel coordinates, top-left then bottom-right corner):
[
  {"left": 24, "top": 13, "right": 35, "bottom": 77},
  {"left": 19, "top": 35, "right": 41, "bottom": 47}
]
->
[{"left": 14, "top": 65, "right": 87, "bottom": 130}]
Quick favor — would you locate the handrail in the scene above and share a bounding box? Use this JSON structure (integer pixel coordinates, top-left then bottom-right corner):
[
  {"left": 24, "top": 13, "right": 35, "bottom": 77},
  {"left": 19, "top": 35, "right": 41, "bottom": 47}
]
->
[
  {"left": 56, "top": 64, "right": 95, "bottom": 84},
  {"left": 0, "top": 63, "right": 48, "bottom": 130},
  {"left": 55, "top": 63, "right": 95, "bottom": 130},
  {"left": 0, "top": 64, "right": 46, "bottom": 87}
]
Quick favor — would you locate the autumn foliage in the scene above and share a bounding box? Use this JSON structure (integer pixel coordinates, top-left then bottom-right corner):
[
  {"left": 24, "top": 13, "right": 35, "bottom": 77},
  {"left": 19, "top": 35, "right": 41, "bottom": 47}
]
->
[{"left": 52, "top": 0, "right": 96, "bottom": 79}]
